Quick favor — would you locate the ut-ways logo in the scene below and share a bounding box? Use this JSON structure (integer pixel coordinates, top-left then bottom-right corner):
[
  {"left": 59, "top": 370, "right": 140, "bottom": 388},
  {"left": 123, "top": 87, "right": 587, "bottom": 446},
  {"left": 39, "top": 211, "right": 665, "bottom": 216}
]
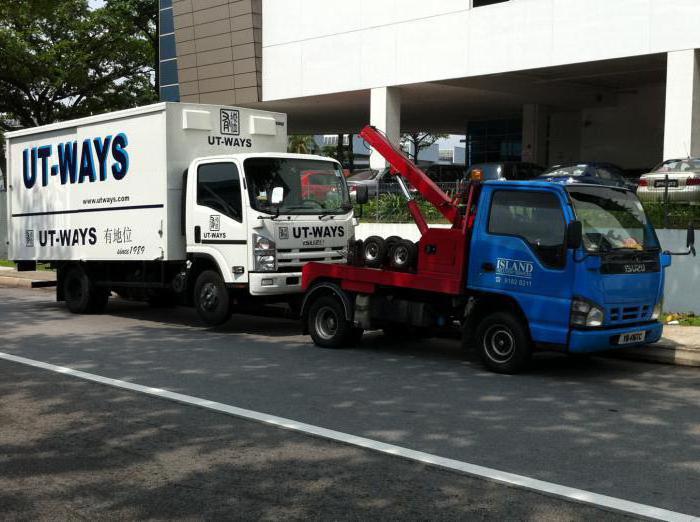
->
[{"left": 22, "top": 133, "right": 129, "bottom": 189}]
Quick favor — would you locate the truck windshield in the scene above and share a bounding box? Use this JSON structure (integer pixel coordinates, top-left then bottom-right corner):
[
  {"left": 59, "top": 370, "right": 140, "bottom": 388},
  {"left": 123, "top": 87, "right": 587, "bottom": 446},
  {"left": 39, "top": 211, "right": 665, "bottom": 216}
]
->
[
  {"left": 244, "top": 158, "right": 351, "bottom": 215},
  {"left": 567, "top": 186, "right": 660, "bottom": 253}
]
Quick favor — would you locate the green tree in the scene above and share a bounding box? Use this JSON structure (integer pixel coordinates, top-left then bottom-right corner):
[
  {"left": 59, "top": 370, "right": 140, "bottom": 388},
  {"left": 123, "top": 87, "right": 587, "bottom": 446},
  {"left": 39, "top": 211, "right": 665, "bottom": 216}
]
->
[
  {"left": 0, "top": 0, "right": 158, "bottom": 166},
  {"left": 288, "top": 135, "right": 316, "bottom": 154},
  {"left": 401, "top": 132, "right": 448, "bottom": 163}
]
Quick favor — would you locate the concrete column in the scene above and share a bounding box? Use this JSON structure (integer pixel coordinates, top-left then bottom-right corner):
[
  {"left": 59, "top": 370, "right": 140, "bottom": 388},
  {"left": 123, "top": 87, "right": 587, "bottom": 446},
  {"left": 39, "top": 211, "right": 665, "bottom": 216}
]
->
[
  {"left": 664, "top": 49, "right": 700, "bottom": 160},
  {"left": 522, "top": 104, "right": 549, "bottom": 165},
  {"left": 369, "top": 87, "right": 401, "bottom": 169}
]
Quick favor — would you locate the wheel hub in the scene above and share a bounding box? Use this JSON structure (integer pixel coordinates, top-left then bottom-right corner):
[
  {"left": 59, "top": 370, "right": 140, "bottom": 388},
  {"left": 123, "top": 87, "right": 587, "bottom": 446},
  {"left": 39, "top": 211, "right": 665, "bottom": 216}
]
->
[
  {"left": 200, "top": 283, "right": 219, "bottom": 311},
  {"left": 315, "top": 306, "right": 339, "bottom": 340},
  {"left": 484, "top": 325, "right": 515, "bottom": 363}
]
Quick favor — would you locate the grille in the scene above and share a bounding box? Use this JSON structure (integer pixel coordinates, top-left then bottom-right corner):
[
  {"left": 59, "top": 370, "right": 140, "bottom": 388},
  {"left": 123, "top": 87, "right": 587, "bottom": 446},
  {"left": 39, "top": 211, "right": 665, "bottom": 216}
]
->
[
  {"left": 277, "top": 246, "right": 346, "bottom": 268},
  {"left": 608, "top": 305, "right": 651, "bottom": 324}
]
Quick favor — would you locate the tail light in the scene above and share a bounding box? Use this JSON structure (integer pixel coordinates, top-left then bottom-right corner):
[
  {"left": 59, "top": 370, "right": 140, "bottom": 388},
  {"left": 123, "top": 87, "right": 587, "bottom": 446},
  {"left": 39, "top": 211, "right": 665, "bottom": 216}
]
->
[
  {"left": 686, "top": 177, "right": 700, "bottom": 186},
  {"left": 638, "top": 179, "right": 648, "bottom": 187}
]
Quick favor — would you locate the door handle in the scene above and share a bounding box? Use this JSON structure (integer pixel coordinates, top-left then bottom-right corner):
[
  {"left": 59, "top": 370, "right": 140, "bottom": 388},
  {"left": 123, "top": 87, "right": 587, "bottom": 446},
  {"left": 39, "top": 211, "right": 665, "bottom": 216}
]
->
[
  {"left": 194, "top": 226, "right": 201, "bottom": 243},
  {"left": 481, "top": 262, "right": 495, "bottom": 272}
]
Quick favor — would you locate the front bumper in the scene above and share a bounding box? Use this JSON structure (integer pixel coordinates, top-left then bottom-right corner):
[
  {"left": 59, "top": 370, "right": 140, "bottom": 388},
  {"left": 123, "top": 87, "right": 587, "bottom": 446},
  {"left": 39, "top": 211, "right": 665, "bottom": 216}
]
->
[
  {"left": 568, "top": 321, "right": 663, "bottom": 353},
  {"left": 249, "top": 272, "right": 302, "bottom": 296}
]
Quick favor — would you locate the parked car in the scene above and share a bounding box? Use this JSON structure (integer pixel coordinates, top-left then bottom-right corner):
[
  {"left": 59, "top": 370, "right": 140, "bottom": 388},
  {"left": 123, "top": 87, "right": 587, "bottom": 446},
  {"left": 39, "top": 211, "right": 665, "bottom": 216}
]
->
[
  {"left": 637, "top": 158, "right": 700, "bottom": 203},
  {"left": 538, "top": 162, "right": 629, "bottom": 188},
  {"left": 347, "top": 167, "right": 419, "bottom": 200},
  {"left": 467, "top": 162, "right": 544, "bottom": 181},
  {"left": 424, "top": 164, "right": 467, "bottom": 183}
]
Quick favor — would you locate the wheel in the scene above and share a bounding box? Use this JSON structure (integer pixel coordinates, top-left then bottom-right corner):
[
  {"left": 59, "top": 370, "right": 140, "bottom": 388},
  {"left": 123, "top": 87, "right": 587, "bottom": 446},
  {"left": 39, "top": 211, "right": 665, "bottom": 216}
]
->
[
  {"left": 363, "top": 236, "right": 387, "bottom": 268},
  {"left": 307, "top": 295, "right": 356, "bottom": 348},
  {"left": 388, "top": 239, "right": 417, "bottom": 271},
  {"left": 62, "top": 265, "right": 109, "bottom": 314},
  {"left": 475, "top": 312, "right": 532, "bottom": 374},
  {"left": 194, "top": 270, "right": 231, "bottom": 326}
]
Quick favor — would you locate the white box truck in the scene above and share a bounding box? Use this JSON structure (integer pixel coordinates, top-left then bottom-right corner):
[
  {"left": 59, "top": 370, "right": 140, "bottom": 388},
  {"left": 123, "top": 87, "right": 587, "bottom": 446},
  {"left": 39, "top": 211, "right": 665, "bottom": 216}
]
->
[{"left": 5, "top": 102, "right": 354, "bottom": 325}]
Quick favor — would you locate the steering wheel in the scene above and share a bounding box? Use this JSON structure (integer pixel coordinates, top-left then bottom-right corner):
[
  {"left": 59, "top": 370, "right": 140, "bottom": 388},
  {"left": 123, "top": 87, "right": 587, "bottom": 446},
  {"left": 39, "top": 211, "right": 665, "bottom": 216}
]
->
[{"left": 300, "top": 199, "right": 324, "bottom": 209}]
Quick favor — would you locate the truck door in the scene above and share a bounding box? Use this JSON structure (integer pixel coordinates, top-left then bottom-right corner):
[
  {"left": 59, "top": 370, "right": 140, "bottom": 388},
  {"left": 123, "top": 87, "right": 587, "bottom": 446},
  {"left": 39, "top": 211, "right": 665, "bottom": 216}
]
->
[
  {"left": 188, "top": 160, "right": 247, "bottom": 282},
  {"left": 469, "top": 188, "right": 574, "bottom": 345}
]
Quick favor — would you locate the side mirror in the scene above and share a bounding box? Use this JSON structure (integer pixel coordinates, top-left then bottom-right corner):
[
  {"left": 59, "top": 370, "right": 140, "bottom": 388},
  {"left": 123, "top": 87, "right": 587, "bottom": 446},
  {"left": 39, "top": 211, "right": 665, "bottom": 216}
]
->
[
  {"left": 687, "top": 223, "right": 696, "bottom": 256},
  {"left": 271, "top": 187, "right": 284, "bottom": 206},
  {"left": 566, "top": 220, "right": 583, "bottom": 250},
  {"left": 355, "top": 185, "right": 369, "bottom": 205}
]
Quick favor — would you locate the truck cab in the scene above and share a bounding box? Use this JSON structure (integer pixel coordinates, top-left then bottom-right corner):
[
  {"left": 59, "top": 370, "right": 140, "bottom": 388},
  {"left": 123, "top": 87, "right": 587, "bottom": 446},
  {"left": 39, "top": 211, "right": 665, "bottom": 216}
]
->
[
  {"left": 185, "top": 152, "right": 353, "bottom": 322},
  {"left": 467, "top": 181, "right": 666, "bottom": 357}
]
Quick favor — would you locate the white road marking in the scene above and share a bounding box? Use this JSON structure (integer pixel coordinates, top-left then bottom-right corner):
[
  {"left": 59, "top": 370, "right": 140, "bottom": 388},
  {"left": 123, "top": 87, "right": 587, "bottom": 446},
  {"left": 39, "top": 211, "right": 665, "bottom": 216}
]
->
[{"left": 1, "top": 350, "right": 696, "bottom": 522}]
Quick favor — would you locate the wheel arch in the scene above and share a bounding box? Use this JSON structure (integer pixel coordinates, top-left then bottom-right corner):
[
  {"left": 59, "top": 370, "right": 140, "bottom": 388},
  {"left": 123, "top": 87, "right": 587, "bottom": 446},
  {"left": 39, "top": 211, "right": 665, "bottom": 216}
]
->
[
  {"left": 300, "top": 280, "right": 353, "bottom": 334},
  {"left": 464, "top": 292, "right": 532, "bottom": 342},
  {"left": 186, "top": 253, "right": 224, "bottom": 306}
]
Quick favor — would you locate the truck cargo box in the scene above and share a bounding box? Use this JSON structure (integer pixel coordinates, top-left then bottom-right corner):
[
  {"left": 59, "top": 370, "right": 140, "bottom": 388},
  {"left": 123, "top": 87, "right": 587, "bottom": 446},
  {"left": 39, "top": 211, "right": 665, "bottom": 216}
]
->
[{"left": 6, "top": 103, "right": 287, "bottom": 262}]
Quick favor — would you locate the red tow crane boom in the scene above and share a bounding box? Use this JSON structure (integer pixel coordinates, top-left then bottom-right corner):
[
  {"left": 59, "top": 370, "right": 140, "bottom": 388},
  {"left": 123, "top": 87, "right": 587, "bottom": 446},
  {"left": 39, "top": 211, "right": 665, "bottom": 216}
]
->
[{"left": 359, "top": 125, "right": 464, "bottom": 234}]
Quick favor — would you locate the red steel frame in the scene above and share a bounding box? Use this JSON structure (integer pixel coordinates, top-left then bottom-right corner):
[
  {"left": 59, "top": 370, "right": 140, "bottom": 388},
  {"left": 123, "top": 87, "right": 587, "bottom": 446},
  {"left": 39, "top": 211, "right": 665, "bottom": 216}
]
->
[{"left": 302, "top": 125, "right": 479, "bottom": 296}]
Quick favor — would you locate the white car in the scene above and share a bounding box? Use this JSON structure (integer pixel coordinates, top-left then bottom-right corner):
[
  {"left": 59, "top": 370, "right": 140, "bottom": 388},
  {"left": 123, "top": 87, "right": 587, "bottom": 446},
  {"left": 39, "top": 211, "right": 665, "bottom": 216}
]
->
[{"left": 637, "top": 158, "right": 700, "bottom": 203}]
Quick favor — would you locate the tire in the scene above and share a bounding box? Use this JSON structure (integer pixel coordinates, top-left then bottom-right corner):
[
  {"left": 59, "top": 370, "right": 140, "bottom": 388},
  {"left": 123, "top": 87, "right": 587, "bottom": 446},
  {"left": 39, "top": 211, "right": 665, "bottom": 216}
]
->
[
  {"left": 363, "top": 236, "right": 386, "bottom": 268},
  {"left": 388, "top": 240, "right": 417, "bottom": 272},
  {"left": 62, "top": 265, "right": 109, "bottom": 314},
  {"left": 194, "top": 270, "right": 231, "bottom": 326},
  {"left": 475, "top": 312, "right": 532, "bottom": 374},
  {"left": 307, "top": 295, "right": 356, "bottom": 348},
  {"left": 384, "top": 235, "right": 402, "bottom": 250}
]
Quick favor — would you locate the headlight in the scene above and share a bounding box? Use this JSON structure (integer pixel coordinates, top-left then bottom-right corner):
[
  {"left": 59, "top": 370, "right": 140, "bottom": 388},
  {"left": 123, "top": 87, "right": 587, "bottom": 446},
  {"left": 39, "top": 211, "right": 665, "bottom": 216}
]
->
[
  {"left": 570, "top": 297, "right": 605, "bottom": 327},
  {"left": 255, "top": 234, "right": 274, "bottom": 251},
  {"left": 651, "top": 301, "right": 663, "bottom": 320},
  {"left": 253, "top": 234, "right": 276, "bottom": 271}
]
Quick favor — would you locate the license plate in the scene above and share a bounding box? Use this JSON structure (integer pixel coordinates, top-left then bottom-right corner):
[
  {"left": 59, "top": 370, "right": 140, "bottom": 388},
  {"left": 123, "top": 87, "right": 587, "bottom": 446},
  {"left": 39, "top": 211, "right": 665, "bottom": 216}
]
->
[
  {"left": 618, "top": 331, "right": 646, "bottom": 345},
  {"left": 654, "top": 180, "right": 678, "bottom": 188}
]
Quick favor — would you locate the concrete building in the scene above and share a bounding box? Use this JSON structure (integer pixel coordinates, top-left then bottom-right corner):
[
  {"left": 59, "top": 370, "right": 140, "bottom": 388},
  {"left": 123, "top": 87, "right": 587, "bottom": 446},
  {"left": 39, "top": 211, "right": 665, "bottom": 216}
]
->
[{"left": 163, "top": 0, "right": 700, "bottom": 170}]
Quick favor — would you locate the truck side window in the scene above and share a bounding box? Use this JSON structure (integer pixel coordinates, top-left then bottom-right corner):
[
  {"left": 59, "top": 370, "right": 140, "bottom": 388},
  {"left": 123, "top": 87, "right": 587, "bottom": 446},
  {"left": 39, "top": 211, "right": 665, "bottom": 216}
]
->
[
  {"left": 197, "top": 162, "right": 242, "bottom": 223},
  {"left": 488, "top": 190, "right": 566, "bottom": 269}
]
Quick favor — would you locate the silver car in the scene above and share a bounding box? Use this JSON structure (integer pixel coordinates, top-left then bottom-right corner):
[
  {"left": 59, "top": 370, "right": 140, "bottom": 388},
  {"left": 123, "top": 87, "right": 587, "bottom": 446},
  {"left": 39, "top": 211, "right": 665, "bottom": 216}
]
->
[{"left": 637, "top": 158, "right": 700, "bottom": 203}]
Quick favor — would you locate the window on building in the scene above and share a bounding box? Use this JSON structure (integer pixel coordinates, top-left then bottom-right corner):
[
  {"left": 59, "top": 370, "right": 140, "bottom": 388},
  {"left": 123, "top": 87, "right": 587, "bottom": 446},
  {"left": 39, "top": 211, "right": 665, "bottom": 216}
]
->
[
  {"left": 488, "top": 190, "right": 566, "bottom": 268},
  {"left": 197, "top": 163, "right": 243, "bottom": 222},
  {"left": 466, "top": 118, "right": 522, "bottom": 166},
  {"left": 472, "top": 0, "right": 509, "bottom": 7}
]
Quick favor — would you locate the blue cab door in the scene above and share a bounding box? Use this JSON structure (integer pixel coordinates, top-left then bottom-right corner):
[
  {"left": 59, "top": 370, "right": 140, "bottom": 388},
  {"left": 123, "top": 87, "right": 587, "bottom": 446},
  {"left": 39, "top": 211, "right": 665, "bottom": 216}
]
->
[{"left": 468, "top": 185, "right": 575, "bottom": 346}]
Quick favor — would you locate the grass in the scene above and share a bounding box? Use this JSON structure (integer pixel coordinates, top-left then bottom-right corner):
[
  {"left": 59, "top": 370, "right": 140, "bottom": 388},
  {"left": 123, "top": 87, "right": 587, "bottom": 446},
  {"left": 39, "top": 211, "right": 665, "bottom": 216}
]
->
[
  {"left": 664, "top": 313, "right": 700, "bottom": 326},
  {"left": 0, "top": 260, "right": 53, "bottom": 271}
]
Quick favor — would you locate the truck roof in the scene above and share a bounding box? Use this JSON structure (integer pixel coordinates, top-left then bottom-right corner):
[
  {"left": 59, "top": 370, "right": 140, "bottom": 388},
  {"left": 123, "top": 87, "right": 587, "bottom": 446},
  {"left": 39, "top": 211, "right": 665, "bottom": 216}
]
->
[
  {"left": 194, "top": 152, "right": 341, "bottom": 163},
  {"left": 483, "top": 180, "right": 632, "bottom": 192},
  {"left": 4, "top": 102, "right": 287, "bottom": 140}
]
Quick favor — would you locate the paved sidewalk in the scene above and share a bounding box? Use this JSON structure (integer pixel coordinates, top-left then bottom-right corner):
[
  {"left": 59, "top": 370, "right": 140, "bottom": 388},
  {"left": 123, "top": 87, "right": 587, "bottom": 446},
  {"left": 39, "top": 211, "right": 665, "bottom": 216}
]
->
[
  {"left": 613, "top": 325, "right": 700, "bottom": 367},
  {"left": 0, "top": 269, "right": 56, "bottom": 288}
]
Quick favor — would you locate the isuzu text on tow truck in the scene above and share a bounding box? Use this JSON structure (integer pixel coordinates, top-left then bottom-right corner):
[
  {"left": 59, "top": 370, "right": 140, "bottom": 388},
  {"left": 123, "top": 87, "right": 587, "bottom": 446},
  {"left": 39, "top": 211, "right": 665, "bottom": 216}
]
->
[
  {"left": 300, "top": 126, "right": 695, "bottom": 373},
  {"left": 6, "top": 103, "right": 354, "bottom": 325}
]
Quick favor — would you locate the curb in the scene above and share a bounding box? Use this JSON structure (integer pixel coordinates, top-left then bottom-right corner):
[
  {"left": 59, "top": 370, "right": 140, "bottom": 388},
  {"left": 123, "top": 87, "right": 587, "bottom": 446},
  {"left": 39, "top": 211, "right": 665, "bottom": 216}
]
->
[
  {"left": 0, "top": 276, "right": 56, "bottom": 289},
  {"left": 609, "top": 343, "right": 700, "bottom": 367}
]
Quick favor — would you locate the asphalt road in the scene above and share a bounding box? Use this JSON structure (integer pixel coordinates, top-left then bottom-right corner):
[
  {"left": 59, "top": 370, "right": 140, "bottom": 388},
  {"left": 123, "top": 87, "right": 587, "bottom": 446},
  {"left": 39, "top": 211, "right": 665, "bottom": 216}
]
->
[
  {"left": 0, "top": 358, "right": 633, "bottom": 520},
  {"left": 1, "top": 287, "right": 699, "bottom": 516}
]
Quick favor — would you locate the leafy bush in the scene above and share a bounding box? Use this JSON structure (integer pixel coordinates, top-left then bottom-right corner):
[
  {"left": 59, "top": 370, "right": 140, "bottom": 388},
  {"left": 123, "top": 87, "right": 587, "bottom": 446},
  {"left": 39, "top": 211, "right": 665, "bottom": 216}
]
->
[{"left": 356, "top": 194, "right": 700, "bottom": 229}]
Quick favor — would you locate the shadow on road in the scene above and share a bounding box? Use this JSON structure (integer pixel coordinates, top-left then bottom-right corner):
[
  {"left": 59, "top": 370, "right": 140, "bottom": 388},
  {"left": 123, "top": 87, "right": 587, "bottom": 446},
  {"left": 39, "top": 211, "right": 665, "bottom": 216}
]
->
[
  {"left": 1, "top": 288, "right": 699, "bottom": 515},
  {"left": 0, "top": 361, "right": 629, "bottom": 520}
]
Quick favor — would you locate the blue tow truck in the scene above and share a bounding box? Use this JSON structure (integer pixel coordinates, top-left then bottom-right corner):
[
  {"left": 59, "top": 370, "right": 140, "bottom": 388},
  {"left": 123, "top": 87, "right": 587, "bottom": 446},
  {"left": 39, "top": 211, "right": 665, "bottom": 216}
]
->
[{"left": 301, "top": 126, "right": 695, "bottom": 373}]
